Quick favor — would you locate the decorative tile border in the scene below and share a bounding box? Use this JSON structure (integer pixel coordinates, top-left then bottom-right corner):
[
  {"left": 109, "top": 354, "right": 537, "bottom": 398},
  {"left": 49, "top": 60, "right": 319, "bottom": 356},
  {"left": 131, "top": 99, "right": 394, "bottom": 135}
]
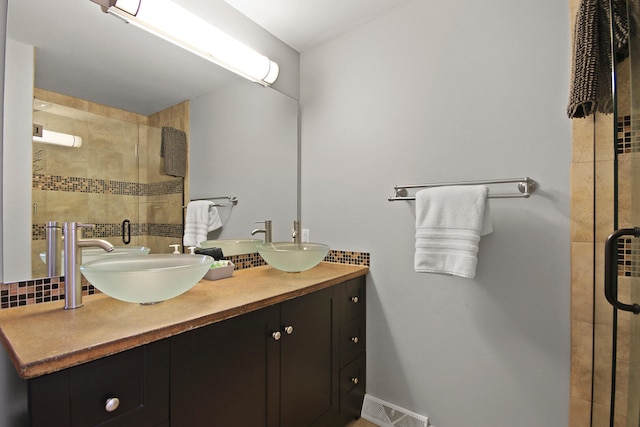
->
[
  {"left": 325, "top": 250, "right": 370, "bottom": 266},
  {"left": 0, "top": 250, "right": 370, "bottom": 310},
  {"left": 33, "top": 174, "right": 183, "bottom": 197},
  {"left": 226, "top": 252, "right": 267, "bottom": 270},
  {"left": 618, "top": 238, "right": 640, "bottom": 277},
  {"left": 617, "top": 115, "right": 638, "bottom": 154},
  {"left": 147, "top": 224, "right": 183, "bottom": 239},
  {"left": 33, "top": 222, "right": 147, "bottom": 240},
  {"left": 33, "top": 223, "right": 183, "bottom": 240}
]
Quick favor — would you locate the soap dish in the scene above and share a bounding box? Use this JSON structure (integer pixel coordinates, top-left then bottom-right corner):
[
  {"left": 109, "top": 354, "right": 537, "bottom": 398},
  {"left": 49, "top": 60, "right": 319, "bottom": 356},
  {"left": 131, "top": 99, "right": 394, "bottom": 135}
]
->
[{"left": 203, "top": 261, "right": 235, "bottom": 281}]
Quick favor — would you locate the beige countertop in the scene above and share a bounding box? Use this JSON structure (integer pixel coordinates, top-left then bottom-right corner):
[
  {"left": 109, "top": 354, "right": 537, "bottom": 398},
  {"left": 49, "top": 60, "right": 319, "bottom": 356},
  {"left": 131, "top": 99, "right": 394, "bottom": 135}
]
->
[{"left": 0, "top": 262, "right": 368, "bottom": 379}]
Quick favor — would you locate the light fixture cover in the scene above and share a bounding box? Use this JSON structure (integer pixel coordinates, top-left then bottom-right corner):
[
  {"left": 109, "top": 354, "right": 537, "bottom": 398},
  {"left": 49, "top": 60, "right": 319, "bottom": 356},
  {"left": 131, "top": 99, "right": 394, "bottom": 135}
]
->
[
  {"left": 100, "top": 0, "right": 279, "bottom": 85},
  {"left": 33, "top": 126, "right": 83, "bottom": 148}
]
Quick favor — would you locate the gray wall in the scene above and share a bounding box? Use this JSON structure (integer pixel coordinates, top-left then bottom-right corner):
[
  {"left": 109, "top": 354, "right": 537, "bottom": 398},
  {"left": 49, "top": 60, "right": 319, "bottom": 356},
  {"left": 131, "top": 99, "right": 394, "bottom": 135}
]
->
[
  {"left": 189, "top": 81, "right": 298, "bottom": 243},
  {"left": 300, "top": 1, "right": 571, "bottom": 426}
]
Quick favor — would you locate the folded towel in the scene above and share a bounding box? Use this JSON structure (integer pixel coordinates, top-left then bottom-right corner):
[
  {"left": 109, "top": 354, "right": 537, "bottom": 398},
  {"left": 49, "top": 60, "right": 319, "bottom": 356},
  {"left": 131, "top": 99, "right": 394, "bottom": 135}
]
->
[
  {"left": 567, "top": 0, "right": 630, "bottom": 118},
  {"left": 183, "top": 201, "right": 223, "bottom": 247},
  {"left": 414, "top": 185, "right": 492, "bottom": 279},
  {"left": 161, "top": 127, "right": 187, "bottom": 177}
]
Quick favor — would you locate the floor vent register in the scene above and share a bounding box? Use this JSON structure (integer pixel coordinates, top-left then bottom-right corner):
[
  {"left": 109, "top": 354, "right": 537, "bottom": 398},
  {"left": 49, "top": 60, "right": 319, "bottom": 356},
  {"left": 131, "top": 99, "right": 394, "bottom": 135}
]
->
[{"left": 361, "top": 394, "right": 432, "bottom": 427}]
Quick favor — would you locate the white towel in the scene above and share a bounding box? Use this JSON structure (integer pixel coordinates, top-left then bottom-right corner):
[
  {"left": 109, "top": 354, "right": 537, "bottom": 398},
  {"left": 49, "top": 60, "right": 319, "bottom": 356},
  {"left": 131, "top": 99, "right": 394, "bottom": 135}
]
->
[
  {"left": 414, "top": 185, "right": 492, "bottom": 279},
  {"left": 183, "top": 201, "right": 223, "bottom": 247}
]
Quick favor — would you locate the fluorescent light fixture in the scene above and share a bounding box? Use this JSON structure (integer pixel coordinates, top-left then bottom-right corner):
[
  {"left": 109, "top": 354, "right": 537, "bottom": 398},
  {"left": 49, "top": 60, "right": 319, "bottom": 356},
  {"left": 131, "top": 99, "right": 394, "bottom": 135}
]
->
[
  {"left": 90, "top": 0, "right": 279, "bottom": 86},
  {"left": 33, "top": 124, "right": 83, "bottom": 148}
]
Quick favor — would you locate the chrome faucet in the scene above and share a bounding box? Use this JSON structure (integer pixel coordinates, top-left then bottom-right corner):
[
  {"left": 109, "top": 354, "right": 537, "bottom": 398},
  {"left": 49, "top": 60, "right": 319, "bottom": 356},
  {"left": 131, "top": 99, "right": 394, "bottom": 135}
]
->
[
  {"left": 46, "top": 221, "right": 63, "bottom": 277},
  {"left": 251, "top": 220, "right": 272, "bottom": 243},
  {"left": 63, "top": 222, "right": 114, "bottom": 310},
  {"left": 292, "top": 220, "right": 301, "bottom": 244}
]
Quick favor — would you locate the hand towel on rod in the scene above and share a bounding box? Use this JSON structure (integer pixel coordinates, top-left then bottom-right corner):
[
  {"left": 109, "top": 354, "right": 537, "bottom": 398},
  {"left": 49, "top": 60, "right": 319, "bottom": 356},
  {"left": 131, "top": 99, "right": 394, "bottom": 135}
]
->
[
  {"left": 183, "top": 201, "right": 222, "bottom": 247},
  {"left": 161, "top": 126, "right": 187, "bottom": 177},
  {"left": 567, "top": 0, "right": 629, "bottom": 118},
  {"left": 414, "top": 185, "right": 492, "bottom": 279}
]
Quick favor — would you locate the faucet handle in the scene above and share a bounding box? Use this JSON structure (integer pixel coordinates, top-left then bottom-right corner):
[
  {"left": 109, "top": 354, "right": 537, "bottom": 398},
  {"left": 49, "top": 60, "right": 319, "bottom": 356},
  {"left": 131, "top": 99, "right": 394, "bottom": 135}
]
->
[{"left": 76, "top": 223, "right": 96, "bottom": 229}]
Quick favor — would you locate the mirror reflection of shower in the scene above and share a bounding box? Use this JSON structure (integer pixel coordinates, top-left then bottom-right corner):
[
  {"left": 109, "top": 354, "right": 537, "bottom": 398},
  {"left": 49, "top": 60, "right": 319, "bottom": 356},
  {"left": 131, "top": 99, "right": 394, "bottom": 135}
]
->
[{"left": 28, "top": 92, "right": 144, "bottom": 281}]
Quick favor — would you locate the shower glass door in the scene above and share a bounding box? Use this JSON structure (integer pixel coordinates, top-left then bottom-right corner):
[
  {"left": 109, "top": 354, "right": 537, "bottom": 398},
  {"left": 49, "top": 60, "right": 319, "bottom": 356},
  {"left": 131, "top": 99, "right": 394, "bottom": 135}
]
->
[
  {"left": 621, "top": 1, "right": 640, "bottom": 421},
  {"left": 602, "top": 0, "right": 640, "bottom": 424}
]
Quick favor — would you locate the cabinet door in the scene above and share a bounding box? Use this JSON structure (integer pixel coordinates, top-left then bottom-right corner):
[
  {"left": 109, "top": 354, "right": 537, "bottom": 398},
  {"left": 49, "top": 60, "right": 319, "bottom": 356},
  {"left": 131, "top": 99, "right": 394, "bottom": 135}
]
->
[
  {"left": 280, "top": 287, "right": 339, "bottom": 427},
  {"left": 170, "top": 305, "right": 280, "bottom": 427}
]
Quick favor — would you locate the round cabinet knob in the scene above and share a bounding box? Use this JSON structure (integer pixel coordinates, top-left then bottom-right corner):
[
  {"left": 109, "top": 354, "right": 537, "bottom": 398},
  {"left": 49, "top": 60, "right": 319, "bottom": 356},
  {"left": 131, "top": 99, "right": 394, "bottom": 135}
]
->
[
  {"left": 351, "top": 296, "right": 359, "bottom": 304},
  {"left": 272, "top": 331, "right": 282, "bottom": 341},
  {"left": 105, "top": 397, "right": 120, "bottom": 412},
  {"left": 351, "top": 377, "right": 359, "bottom": 385},
  {"left": 351, "top": 336, "right": 359, "bottom": 344},
  {"left": 284, "top": 325, "right": 294, "bottom": 335}
]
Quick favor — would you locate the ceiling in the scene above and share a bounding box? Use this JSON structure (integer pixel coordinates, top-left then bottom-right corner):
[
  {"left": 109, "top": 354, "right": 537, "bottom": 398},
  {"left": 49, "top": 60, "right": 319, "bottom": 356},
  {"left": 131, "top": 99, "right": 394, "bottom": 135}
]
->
[
  {"left": 6, "top": 0, "right": 414, "bottom": 115},
  {"left": 223, "top": 0, "right": 416, "bottom": 52}
]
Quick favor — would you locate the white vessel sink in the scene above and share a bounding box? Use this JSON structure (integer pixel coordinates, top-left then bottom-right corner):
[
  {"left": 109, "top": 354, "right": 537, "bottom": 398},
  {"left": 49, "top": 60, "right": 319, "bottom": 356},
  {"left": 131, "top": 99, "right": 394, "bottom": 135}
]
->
[
  {"left": 40, "top": 246, "right": 151, "bottom": 274},
  {"left": 80, "top": 254, "right": 213, "bottom": 304},
  {"left": 256, "top": 242, "right": 329, "bottom": 272},
  {"left": 200, "top": 239, "right": 261, "bottom": 256}
]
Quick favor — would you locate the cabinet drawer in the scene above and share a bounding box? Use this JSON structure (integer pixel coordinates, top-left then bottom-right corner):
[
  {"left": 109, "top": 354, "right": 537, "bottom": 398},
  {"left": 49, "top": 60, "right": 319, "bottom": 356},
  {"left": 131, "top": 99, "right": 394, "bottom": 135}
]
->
[
  {"left": 340, "top": 316, "right": 365, "bottom": 366},
  {"left": 70, "top": 365, "right": 143, "bottom": 426},
  {"left": 339, "top": 353, "right": 366, "bottom": 421},
  {"left": 29, "top": 340, "right": 170, "bottom": 427},
  {"left": 339, "top": 277, "right": 365, "bottom": 323}
]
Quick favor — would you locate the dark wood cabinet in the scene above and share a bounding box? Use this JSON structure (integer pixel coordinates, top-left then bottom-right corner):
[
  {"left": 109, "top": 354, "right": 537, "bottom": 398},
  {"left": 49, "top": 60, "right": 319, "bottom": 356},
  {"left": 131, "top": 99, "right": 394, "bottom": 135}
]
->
[{"left": 27, "top": 276, "right": 366, "bottom": 427}]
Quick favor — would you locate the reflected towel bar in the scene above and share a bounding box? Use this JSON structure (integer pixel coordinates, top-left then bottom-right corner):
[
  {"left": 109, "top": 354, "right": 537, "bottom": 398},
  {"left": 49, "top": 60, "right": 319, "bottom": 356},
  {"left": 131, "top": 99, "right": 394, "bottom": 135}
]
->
[
  {"left": 388, "top": 177, "right": 536, "bottom": 201},
  {"left": 183, "top": 196, "right": 238, "bottom": 208}
]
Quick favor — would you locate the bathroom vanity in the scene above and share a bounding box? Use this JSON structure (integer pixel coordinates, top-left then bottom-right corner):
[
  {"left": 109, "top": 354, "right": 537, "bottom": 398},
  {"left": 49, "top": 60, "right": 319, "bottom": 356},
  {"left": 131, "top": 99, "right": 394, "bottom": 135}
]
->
[{"left": 0, "top": 263, "right": 367, "bottom": 427}]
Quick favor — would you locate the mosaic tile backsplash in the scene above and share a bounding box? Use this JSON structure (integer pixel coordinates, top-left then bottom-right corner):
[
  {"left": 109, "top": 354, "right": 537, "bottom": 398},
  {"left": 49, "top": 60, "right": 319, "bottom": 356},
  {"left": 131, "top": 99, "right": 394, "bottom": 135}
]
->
[{"left": 1, "top": 250, "right": 370, "bottom": 309}]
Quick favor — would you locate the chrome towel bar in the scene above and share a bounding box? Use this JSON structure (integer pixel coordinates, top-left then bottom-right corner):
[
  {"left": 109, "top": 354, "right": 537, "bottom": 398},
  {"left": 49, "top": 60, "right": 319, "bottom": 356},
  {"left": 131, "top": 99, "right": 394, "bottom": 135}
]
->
[
  {"left": 388, "top": 177, "right": 536, "bottom": 201},
  {"left": 183, "top": 196, "right": 238, "bottom": 208}
]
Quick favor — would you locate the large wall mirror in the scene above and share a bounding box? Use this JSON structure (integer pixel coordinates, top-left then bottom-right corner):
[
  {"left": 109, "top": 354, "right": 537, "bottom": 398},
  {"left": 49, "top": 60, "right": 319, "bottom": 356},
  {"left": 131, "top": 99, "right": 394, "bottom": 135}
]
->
[{"left": 3, "top": 0, "right": 299, "bottom": 282}]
